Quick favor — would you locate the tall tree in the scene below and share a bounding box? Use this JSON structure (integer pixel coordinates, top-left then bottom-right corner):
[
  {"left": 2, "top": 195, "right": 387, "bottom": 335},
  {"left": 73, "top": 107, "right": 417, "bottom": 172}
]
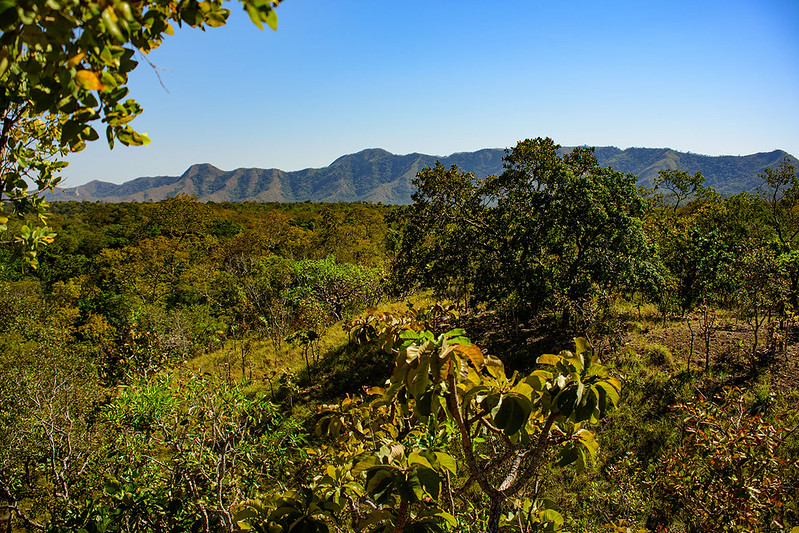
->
[
  {"left": 393, "top": 138, "right": 658, "bottom": 323},
  {"left": 759, "top": 159, "right": 799, "bottom": 311}
]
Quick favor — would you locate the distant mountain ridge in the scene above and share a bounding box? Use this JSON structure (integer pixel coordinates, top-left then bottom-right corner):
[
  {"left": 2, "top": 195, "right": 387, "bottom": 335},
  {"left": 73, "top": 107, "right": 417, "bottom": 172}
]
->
[{"left": 47, "top": 146, "right": 798, "bottom": 204}]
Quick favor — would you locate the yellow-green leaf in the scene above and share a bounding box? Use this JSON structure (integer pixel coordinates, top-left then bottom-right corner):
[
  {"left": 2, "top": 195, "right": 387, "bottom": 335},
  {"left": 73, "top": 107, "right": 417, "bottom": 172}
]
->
[
  {"left": 75, "top": 70, "right": 105, "bottom": 91},
  {"left": 574, "top": 337, "right": 592, "bottom": 355},
  {"left": 575, "top": 428, "right": 599, "bottom": 458},
  {"left": 537, "top": 353, "right": 561, "bottom": 366},
  {"left": 245, "top": 2, "right": 264, "bottom": 30},
  {"left": 265, "top": 8, "right": 277, "bottom": 30},
  {"left": 408, "top": 451, "right": 432, "bottom": 469},
  {"left": 434, "top": 452, "right": 457, "bottom": 475}
]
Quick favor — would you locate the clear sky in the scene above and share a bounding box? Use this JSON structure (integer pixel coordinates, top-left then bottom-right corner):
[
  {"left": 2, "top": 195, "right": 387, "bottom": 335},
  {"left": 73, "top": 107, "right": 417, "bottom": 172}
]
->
[{"left": 62, "top": 0, "right": 799, "bottom": 186}]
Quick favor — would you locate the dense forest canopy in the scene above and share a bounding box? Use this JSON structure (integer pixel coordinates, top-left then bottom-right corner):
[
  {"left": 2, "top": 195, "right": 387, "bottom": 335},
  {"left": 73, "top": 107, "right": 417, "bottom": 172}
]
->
[{"left": 0, "top": 137, "right": 798, "bottom": 532}]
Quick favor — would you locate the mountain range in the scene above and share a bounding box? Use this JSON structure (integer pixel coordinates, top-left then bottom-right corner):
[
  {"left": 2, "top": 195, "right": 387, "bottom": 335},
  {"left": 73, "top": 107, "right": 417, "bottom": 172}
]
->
[{"left": 47, "top": 146, "right": 798, "bottom": 204}]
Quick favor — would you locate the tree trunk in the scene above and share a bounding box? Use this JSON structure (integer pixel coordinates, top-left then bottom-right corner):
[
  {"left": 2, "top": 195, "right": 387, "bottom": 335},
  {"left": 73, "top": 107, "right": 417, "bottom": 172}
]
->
[
  {"left": 486, "top": 496, "right": 504, "bottom": 533},
  {"left": 391, "top": 501, "right": 409, "bottom": 533}
]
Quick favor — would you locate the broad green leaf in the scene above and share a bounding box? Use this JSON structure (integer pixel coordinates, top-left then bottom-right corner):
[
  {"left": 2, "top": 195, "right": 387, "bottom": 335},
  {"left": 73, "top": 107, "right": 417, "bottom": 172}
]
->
[
  {"left": 397, "top": 470, "right": 424, "bottom": 502},
  {"left": 539, "top": 508, "right": 564, "bottom": 528},
  {"left": 511, "top": 380, "right": 534, "bottom": 399},
  {"left": 364, "top": 467, "right": 398, "bottom": 502},
  {"left": 557, "top": 444, "right": 579, "bottom": 467},
  {"left": 574, "top": 337, "right": 592, "bottom": 356},
  {"left": 596, "top": 380, "right": 621, "bottom": 410},
  {"left": 564, "top": 354, "right": 584, "bottom": 374},
  {"left": 493, "top": 393, "right": 533, "bottom": 436},
  {"left": 234, "top": 507, "right": 259, "bottom": 528},
  {"left": 265, "top": 7, "right": 278, "bottom": 30},
  {"left": 575, "top": 428, "right": 599, "bottom": 459},
  {"left": 245, "top": 2, "right": 264, "bottom": 30},
  {"left": 352, "top": 456, "right": 379, "bottom": 476},
  {"left": 435, "top": 511, "right": 458, "bottom": 527},
  {"left": 433, "top": 452, "right": 457, "bottom": 475},
  {"left": 410, "top": 350, "right": 431, "bottom": 398},
  {"left": 400, "top": 329, "right": 420, "bottom": 340},
  {"left": 415, "top": 466, "right": 441, "bottom": 498},
  {"left": 573, "top": 388, "right": 597, "bottom": 422},
  {"left": 555, "top": 387, "right": 577, "bottom": 417},
  {"left": 408, "top": 451, "right": 432, "bottom": 469},
  {"left": 523, "top": 370, "right": 552, "bottom": 392},
  {"left": 484, "top": 354, "right": 506, "bottom": 382}
]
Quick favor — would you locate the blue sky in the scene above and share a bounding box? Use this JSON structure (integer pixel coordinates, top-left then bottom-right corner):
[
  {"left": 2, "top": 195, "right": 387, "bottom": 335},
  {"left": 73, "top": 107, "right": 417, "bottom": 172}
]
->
[{"left": 63, "top": 0, "right": 799, "bottom": 186}]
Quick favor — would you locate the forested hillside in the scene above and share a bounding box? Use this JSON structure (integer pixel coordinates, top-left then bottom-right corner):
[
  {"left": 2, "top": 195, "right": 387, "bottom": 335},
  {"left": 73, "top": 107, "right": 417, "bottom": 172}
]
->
[
  {"left": 2, "top": 139, "right": 798, "bottom": 532},
  {"left": 47, "top": 147, "right": 798, "bottom": 204}
]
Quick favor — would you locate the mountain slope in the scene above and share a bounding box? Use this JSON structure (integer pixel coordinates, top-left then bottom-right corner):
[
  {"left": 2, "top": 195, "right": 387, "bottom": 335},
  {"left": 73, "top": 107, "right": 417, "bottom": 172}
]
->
[{"left": 48, "top": 147, "right": 797, "bottom": 204}]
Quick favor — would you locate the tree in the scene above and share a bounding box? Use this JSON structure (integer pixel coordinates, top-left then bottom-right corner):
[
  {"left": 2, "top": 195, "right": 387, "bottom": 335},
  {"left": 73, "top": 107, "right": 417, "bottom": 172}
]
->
[
  {"left": 95, "top": 371, "right": 302, "bottom": 533},
  {"left": 758, "top": 159, "right": 799, "bottom": 311},
  {"left": 389, "top": 163, "right": 485, "bottom": 308},
  {"left": 0, "top": 0, "right": 281, "bottom": 261},
  {"left": 0, "top": 282, "right": 102, "bottom": 529},
  {"left": 392, "top": 138, "right": 658, "bottom": 324},
  {"left": 289, "top": 255, "right": 385, "bottom": 325},
  {"left": 491, "top": 140, "right": 654, "bottom": 322},
  {"left": 653, "top": 168, "right": 705, "bottom": 213},
  {"left": 253, "top": 308, "right": 623, "bottom": 533}
]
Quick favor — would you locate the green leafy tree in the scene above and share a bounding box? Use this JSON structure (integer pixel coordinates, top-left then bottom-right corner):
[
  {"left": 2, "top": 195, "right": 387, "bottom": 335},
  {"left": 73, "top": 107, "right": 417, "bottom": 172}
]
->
[
  {"left": 0, "top": 0, "right": 281, "bottom": 262},
  {"left": 732, "top": 243, "right": 786, "bottom": 368},
  {"left": 759, "top": 159, "right": 799, "bottom": 311},
  {"left": 237, "top": 308, "right": 621, "bottom": 533},
  {"left": 0, "top": 282, "right": 102, "bottom": 529},
  {"left": 290, "top": 255, "right": 385, "bottom": 325},
  {"left": 393, "top": 138, "right": 657, "bottom": 323},
  {"left": 491, "top": 140, "right": 653, "bottom": 322},
  {"left": 653, "top": 168, "right": 705, "bottom": 212},
  {"left": 92, "top": 371, "right": 304, "bottom": 533}
]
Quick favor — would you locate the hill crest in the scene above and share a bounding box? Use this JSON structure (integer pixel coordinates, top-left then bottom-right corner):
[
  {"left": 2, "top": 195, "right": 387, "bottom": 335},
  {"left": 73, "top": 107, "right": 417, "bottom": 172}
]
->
[{"left": 47, "top": 147, "right": 798, "bottom": 204}]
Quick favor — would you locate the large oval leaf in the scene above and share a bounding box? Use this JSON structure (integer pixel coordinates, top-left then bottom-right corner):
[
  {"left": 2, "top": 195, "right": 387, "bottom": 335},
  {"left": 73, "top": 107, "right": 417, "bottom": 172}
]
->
[{"left": 493, "top": 393, "right": 533, "bottom": 435}]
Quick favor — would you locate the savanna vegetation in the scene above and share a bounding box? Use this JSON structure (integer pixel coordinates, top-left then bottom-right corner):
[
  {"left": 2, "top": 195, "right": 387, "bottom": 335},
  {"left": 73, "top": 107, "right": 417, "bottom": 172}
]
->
[
  {"left": 0, "top": 138, "right": 798, "bottom": 533},
  {"left": 1, "top": 1, "right": 798, "bottom": 530}
]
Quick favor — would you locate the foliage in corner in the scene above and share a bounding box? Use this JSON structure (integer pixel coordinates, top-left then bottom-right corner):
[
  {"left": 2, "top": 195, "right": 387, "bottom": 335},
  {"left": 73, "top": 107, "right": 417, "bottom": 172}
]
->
[{"left": 0, "top": 0, "right": 281, "bottom": 263}]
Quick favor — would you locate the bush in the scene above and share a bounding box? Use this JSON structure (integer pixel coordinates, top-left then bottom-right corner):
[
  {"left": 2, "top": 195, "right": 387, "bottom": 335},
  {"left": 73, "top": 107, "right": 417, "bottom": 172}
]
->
[{"left": 650, "top": 388, "right": 798, "bottom": 531}]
